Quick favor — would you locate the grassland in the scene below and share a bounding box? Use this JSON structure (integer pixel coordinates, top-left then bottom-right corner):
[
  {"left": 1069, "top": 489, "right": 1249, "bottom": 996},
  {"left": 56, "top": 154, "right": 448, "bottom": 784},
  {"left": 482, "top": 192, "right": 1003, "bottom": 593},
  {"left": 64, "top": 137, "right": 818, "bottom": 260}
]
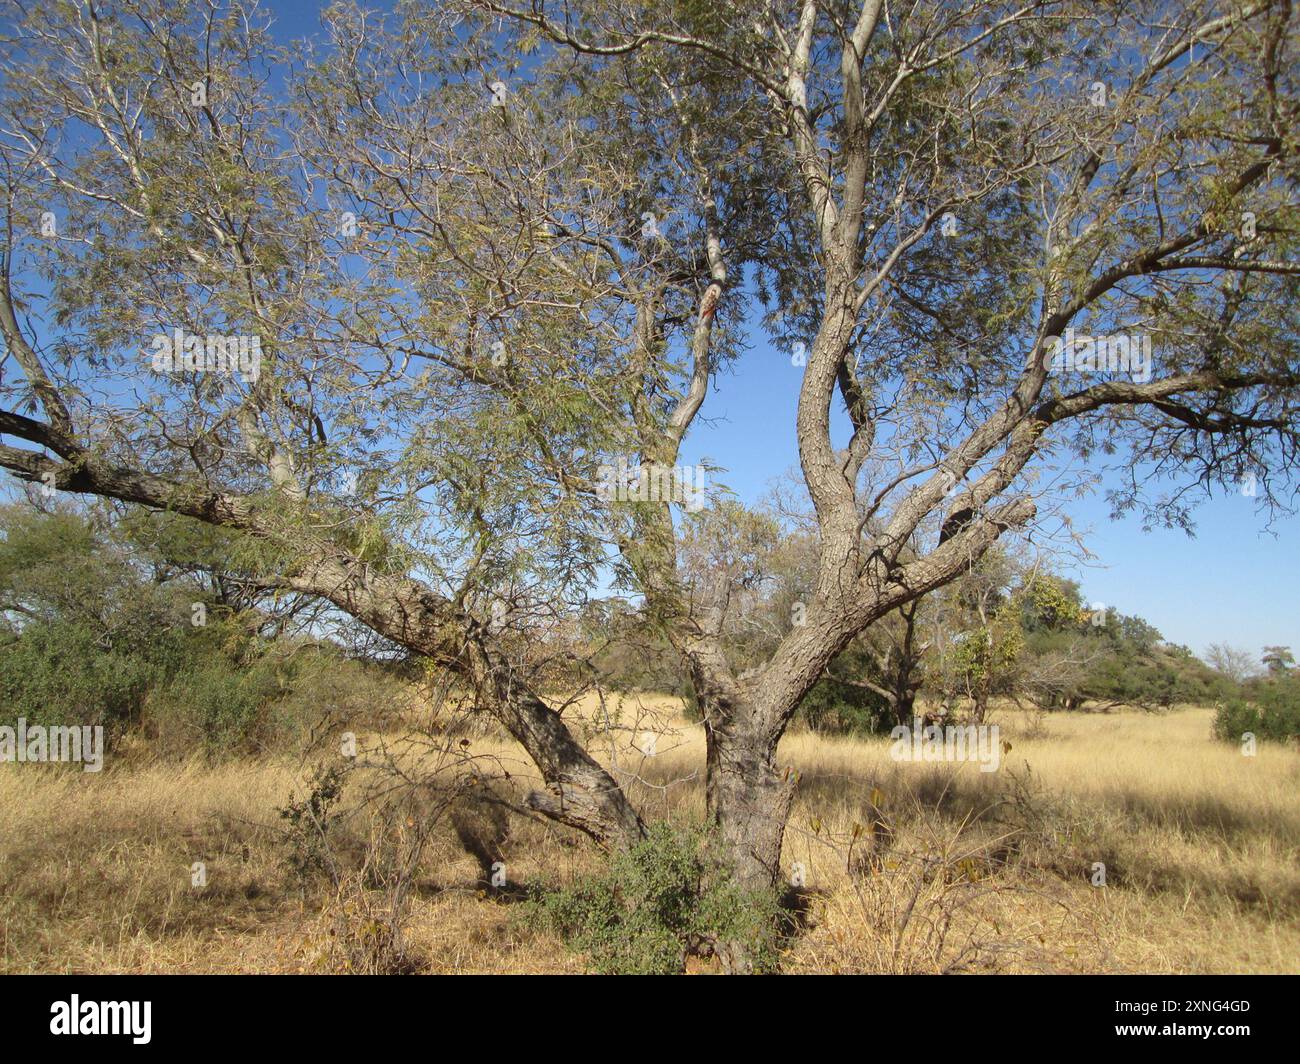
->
[{"left": 1, "top": 698, "right": 1296, "bottom": 974}]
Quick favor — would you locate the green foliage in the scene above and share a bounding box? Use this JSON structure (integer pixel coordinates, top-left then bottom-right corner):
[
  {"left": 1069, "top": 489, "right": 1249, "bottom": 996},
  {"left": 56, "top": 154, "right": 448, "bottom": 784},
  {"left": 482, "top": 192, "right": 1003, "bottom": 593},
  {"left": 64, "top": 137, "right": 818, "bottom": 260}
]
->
[
  {"left": 582, "top": 599, "right": 691, "bottom": 698},
  {"left": 1021, "top": 576, "right": 1089, "bottom": 631},
  {"left": 1214, "top": 675, "right": 1300, "bottom": 744},
  {"left": 798, "top": 678, "right": 892, "bottom": 734},
  {"left": 1017, "top": 574, "right": 1232, "bottom": 711},
  {"left": 0, "top": 618, "right": 162, "bottom": 736},
  {"left": 0, "top": 504, "right": 183, "bottom": 645},
  {"left": 0, "top": 505, "right": 400, "bottom": 757},
  {"left": 797, "top": 642, "right": 896, "bottom": 735},
  {"left": 952, "top": 616, "right": 1024, "bottom": 689},
  {"left": 528, "top": 823, "right": 784, "bottom": 974},
  {"left": 149, "top": 649, "right": 286, "bottom": 754},
  {"left": 1213, "top": 699, "right": 1262, "bottom": 744},
  {"left": 0, "top": 504, "right": 184, "bottom": 736},
  {"left": 1254, "top": 678, "right": 1300, "bottom": 740}
]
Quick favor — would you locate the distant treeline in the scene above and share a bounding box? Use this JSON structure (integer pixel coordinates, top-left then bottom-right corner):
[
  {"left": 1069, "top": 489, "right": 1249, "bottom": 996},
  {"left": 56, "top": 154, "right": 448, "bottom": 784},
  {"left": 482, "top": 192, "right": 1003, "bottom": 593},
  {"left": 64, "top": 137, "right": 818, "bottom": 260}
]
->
[{"left": 2, "top": 505, "right": 1295, "bottom": 756}]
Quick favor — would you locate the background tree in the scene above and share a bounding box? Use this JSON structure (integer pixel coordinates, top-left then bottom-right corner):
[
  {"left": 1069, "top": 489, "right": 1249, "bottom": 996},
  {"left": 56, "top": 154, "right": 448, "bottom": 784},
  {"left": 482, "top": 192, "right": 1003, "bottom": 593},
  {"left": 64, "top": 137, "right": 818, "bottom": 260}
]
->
[
  {"left": 1205, "top": 642, "right": 1261, "bottom": 684},
  {"left": 927, "top": 548, "right": 1026, "bottom": 723},
  {"left": 1262, "top": 645, "right": 1295, "bottom": 673}
]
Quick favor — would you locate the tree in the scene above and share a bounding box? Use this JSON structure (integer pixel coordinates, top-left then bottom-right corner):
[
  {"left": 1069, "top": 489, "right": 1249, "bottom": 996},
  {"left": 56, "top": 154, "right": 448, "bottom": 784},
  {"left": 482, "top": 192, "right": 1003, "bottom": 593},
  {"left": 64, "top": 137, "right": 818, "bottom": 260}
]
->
[
  {"left": 0, "top": 0, "right": 647, "bottom": 846},
  {"left": 675, "top": 483, "right": 927, "bottom": 733},
  {"left": 1262, "top": 646, "right": 1295, "bottom": 674},
  {"left": 846, "top": 599, "right": 930, "bottom": 728},
  {"left": 928, "top": 547, "right": 1025, "bottom": 722},
  {"left": 1205, "top": 642, "right": 1260, "bottom": 683},
  {"left": 2, "top": 1, "right": 1299, "bottom": 930}
]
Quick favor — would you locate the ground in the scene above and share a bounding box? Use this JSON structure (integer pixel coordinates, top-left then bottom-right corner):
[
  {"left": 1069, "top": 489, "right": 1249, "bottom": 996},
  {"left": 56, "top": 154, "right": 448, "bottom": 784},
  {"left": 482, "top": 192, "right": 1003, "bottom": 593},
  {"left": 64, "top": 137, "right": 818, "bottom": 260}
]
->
[{"left": 1, "top": 699, "right": 1296, "bottom": 974}]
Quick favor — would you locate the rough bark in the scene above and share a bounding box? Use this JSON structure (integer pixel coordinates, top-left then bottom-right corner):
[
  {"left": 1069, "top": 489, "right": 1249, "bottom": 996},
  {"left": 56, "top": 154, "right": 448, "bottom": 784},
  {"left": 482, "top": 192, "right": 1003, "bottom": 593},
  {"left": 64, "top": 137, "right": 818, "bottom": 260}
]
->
[
  {"left": 703, "top": 707, "right": 796, "bottom": 896},
  {"left": 480, "top": 658, "right": 646, "bottom": 845},
  {"left": 893, "top": 687, "right": 919, "bottom": 728}
]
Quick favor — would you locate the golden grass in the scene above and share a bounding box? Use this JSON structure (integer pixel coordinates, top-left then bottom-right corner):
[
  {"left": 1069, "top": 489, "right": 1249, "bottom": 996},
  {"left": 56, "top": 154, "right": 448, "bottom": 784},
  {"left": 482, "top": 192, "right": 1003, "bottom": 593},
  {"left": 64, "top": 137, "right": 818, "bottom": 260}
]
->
[
  {"left": 770, "top": 706, "right": 1300, "bottom": 974},
  {"left": 1, "top": 699, "right": 1296, "bottom": 973}
]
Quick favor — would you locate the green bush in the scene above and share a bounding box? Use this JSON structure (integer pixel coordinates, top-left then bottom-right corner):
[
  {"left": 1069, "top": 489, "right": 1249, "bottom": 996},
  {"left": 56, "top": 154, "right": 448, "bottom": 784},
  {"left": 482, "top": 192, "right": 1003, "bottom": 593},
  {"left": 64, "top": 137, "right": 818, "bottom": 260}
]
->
[
  {"left": 1214, "top": 679, "right": 1300, "bottom": 744},
  {"left": 798, "top": 674, "right": 894, "bottom": 734},
  {"left": 1, "top": 505, "right": 405, "bottom": 758},
  {"left": 0, "top": 618, "right": 163, "bottom": 735},
  {"left": 144, "top": 633, "right": 404, "bottom": 757},
  {"left": 0, "top": 608, "right": 304, "bottom": 757},
  {"left": 1213, "top": 699, "right": 1261, "bottom": 744},
  {"left": 151, "top": 655, "right": 283, "bottom": 754},
  {"left": 528, "top": 823, "right": 784, "bottom": 974}
]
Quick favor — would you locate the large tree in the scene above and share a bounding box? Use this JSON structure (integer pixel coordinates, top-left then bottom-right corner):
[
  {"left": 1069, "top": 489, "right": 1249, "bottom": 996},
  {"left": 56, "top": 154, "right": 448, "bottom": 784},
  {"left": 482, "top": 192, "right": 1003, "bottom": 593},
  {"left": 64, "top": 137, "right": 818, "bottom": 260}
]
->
[{"left": 2, "top": 0, "right": 1298, "bottom": 925}]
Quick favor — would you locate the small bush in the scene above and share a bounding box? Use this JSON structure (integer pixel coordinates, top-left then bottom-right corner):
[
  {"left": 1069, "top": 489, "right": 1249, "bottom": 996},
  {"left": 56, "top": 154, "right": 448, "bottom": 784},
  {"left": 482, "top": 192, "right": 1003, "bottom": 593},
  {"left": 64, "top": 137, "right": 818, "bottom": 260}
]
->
[
  {"left": 278, "top": 762, "right": 352, "bottom": 886},
  {"left": 144, "top": 633, "right": 404, "bottom": 757},
  {"left": 528, "top": 823, "right": 784, "bottom": 974},
  {"left": 798, "top": 675, "right": 895, "bottom": 734},
  {"left": 310, "top": 874, "right": 425, "bottom": 974},
  {"left": 153, "top": 657, "right": 281, "bottom": 753},
  {"left": 1213, "top": 699, "right": 1261, "bottom": 744},
  {"left": 1214, "top": 680, "right": 1300, "bottom": 745}
]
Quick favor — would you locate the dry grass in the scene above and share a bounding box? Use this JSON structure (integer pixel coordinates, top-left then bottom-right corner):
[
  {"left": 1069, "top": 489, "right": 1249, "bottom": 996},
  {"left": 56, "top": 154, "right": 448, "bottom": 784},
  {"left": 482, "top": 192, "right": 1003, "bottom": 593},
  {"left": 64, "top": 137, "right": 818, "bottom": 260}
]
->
[
  {"left": 1, "top": 697, "right": 1296, "bottom": 973},
  {"left": 771, "top": 705, "right": 1300, "bottom": 974}
]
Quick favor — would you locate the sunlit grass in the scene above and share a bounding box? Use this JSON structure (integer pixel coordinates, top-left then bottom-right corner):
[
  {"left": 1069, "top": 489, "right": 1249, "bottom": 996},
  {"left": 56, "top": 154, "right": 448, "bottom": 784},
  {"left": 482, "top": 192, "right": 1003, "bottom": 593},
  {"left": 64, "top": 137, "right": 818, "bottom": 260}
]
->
[{"left": 1, "top": 700, "right": 1295, "bottom": 973}]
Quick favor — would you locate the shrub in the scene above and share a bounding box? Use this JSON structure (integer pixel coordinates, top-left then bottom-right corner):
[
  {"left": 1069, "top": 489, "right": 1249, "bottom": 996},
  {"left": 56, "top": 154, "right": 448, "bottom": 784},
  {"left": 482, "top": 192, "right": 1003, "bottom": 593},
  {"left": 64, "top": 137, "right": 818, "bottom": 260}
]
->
[
  {"left": 151, "top": 656, "right": 283, "bottom": 754},
  {"left": 278, "top": 762, "right": 352, "bottom": 885},
  {"left": 798, "top": 675, "right": 894, "bottom": 734},
  {"left": 311, "top": 874, "right": 426, "bottom": 975},
  {"left": 1, "top": 505, "right": 403, "bottom": 758},
  {"left": 1214, "top": 679, "right": 1300, "bottom": 745},
  {"left": 1213, "top": 699, "right": 1260, "bottom": 744},
  {"left": 528, "top": 823, "right": 785, "bottom": 974},
  {"left": 0, "top": 619, "right": 162, "bottom": 736}
]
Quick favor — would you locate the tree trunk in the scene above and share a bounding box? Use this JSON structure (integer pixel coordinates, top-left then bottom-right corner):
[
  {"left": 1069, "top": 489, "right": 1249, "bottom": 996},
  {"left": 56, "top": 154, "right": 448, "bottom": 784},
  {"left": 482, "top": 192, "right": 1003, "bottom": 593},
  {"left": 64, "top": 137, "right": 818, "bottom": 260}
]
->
[
  {"left": 501, "top": 683, "right": 647, "bottom": 847},
  {"left": 697, "top": 704, "right": 794, "bottom": 974},
  {"left": 467, "top": 645, "right": 647, "bottom": 849},
  {"left": 893, "top": 686, "right": 917, "bottom": 727},
  {"left": 701, "top": 707, "right": 795, "bottom": 895}
]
